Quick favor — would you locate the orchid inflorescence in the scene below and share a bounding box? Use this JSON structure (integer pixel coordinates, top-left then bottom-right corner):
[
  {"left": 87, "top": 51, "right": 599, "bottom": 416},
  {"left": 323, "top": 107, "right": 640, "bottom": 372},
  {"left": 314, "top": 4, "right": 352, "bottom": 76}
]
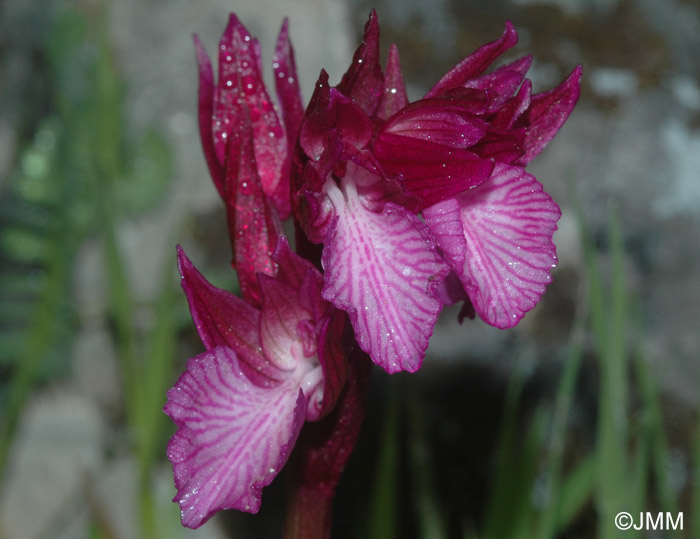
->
[{"left": 164, "top": 9, "right": 581, "bottom": 533}]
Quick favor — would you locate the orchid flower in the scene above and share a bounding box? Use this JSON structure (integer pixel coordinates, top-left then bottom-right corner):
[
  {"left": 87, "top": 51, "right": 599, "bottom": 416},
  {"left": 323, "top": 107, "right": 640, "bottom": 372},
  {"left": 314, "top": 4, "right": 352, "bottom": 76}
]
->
[
  {"left": 294, "top": 11, "right": 581, "bottom": 373},
  {"left": 166, "top": 9, "right": 580, "bottom": 534},
  {"left": 165, "top": 16, "right": 347, "bottom": 528},
  {"left": 165, "top": 237, "right": 347, "bottom": 528}
]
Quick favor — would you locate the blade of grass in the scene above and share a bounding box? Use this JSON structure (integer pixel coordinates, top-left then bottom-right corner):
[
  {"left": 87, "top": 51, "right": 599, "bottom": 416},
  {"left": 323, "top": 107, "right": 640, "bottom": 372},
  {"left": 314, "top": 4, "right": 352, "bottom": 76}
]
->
[
  {"left": 576, "top": 199, "right": 629, "bottom": 538},
  {"left": 405, "top": 379, "right": 447, "bottom": 539},
  {"left": 367, "top": 379, "right": 400, "bottom": 539},
  {"left": 536, "top": 314, "right": 586, "bottom": 539},
  {"left": 554, "top": 454, "right": 596, "bottom": 533},
  {"left": 483, "top": 360, "right": 537, "bottom": 539},
  {"left": 633, "top": 344, "right": 677, "bottom": 517}
]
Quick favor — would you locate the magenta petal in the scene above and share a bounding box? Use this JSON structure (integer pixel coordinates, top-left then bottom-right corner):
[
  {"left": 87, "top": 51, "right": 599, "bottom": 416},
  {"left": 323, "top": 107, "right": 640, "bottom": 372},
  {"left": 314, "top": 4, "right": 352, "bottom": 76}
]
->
[
  {"left": 337, "top": 10, "right": 384, "bottom": 115},
  {"left": 491, "top": 78, "right": 532, "bottom": 130},
  {"left": 165, "top": 347, "right": 306, "bottom": 528},
  {"left": 177, "top": 246, "right": 284, "bottom": 386},
  {"left": 426, "top": 21, "right": 518, "bottom": 98},
  {"left": 271, "top": 235, "right": 320, "bottom": 290},
  {"left": 470, "top": 128, "right": 526, "bottom": 164},
  {"left": 259, "top": 273, "right": 312, "bottom": 371},
  {"left": 465, "top": 55, "right": 532, "bottom": 110},
  {"left": 194, "top": 35, "right": 224, "bottom": 196},
  {"left": 224, "top": 111, "right": 282, "bottom": 305},
  {"left": 383, "top": 103, "right": 487, "bottom": 149},
  {"left": 422, "top": 197, "right": 467, "bottom": 271},
  {"left": 516, "top": 65, "right": 582, "bottom": 165},
  {"left": 372, "top": 132, "right": 494, "bottom": 209},
  {"left": 273, "top": 19, "right": 305, "bottom": 152},
  {"left": 376, "top": 44, "right": 409, "bottom": 120},
  {"left": 301, "top": 88, "right": 373, "bottom": 161},
  {"left": 215, "top": 15, "right": 289, "bottom": 216},
  {"left": 439, "top": 163, "right": 561, "bottom": 328},
  {"left": 313, "top": 311, "right": 348, "bottom": 418},
  {"left": 321, "top": 180, "right": 448, "bottom": 373}
]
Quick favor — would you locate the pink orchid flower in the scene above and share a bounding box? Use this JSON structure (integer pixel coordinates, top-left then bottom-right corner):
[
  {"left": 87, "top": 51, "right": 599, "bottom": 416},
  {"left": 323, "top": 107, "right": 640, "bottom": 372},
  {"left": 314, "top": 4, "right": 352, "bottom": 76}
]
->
[
  {"left": 294, "top": 11, "right": 581, "bottom": 374},
  {"left": 165, "top": 16, "right": 346, "bottom": 528},
  {"left": 165, "top": 9, "right": 581, "bottom": 533},
  {"left": 165, "top": 237, "right": 346, "bottom": 528}
]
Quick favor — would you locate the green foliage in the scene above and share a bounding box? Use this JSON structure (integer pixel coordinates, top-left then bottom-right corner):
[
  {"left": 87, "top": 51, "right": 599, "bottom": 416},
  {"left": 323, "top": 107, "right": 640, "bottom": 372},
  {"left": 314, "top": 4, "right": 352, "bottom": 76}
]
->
[{"left": 0, "top": 3, "right": 178, "bottom": 537}]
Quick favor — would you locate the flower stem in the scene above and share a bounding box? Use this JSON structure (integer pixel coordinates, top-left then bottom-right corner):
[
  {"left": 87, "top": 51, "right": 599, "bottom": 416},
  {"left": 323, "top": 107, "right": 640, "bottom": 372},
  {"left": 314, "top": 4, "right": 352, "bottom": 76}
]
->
[
  {"left": 283, "top": 336, "right": 373, "bottom": 539},
  {"left": 284, "top": 480, "right": 334, "bottom": 539}
]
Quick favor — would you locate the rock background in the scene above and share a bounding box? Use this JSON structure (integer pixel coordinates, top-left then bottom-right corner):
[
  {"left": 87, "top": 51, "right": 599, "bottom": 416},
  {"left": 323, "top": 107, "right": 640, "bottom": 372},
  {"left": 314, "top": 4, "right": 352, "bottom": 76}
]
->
[{"left": 1, "top": 0, "right": 699, "bottom": 537}]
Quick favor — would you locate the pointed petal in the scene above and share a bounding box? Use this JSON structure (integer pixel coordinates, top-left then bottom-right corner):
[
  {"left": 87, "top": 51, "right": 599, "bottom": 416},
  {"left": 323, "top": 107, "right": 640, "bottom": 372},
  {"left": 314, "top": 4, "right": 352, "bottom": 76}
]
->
[
  {"left": 300, "top": 88, "right": 373, "bottom": 162},
  {"left": 177, "top": 246, "right": 284, "bottom": 386},
  {"left": 215, "top": 15, "right": 289, "bottom": 216},
  {"left": 516, "top": 65, "right": 582, "bottom": 164},
  {"left": 271, "top": 235, "right": 319, "bottom": 290},
  {"left": 435, "top": 163, "right": 561, "bottom": 328},
  {"left": 223, "top": 110, "right": 282, "bottom": 305},
  {"left": 194, "top": 35, "right": 224, "bottom": 196},
  {"left": 376, "top": 44, "right": 408, "bottom": 120},
  {"left": 465, "top": 55, "right": 532, "bottom": 110},
  {"left": 273, "top": 19, "right": 305, "bottom": 152},
  {"left": 321, "top": 180, "right": 448, "bottom": 373},
  {"left": 313, "top": 310, "right": 348, "bottom": 418},
  {"left": 422, "top": 197, "right": 467, "bottom": 271},
  {"left": 491, "top": 78, "right": 532, "bottom": 130},
  {"left": 259, "top": 273, "right": 313, "bottom": 371},
  {"left": 337, "top": 10, "right": 384, "bottom": 115},
  {"left": 383, "top": 104, "right": 487, "bottom": 149},
  {"left": 372, "top": 132, "right": 494, "bottom": 209},
  {"left": 469, "top": 128, "right": 525, "bottom": 164},
  {"left": 165, "top": 347, "right": 306, "bottom": 528},
  {"left": 426, "top": 22, "right": 519, "bottom": 98}
]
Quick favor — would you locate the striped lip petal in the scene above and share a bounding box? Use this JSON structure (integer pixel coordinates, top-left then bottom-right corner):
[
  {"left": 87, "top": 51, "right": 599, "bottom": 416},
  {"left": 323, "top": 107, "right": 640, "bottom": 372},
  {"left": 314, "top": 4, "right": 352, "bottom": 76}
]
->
[
  {"left": 321, "top": 178, "right": 448, "bottom": 373},
  {"left": 165, "top": 346, "right": 306, "bottom": 528},
  {"left": 426, "top": 21, "right": 518, "bottom": 99},
  {"left": 428, "top": 163, "right": 561, "bottom": 328},
  {"left": 176, "top": 246, "right": 284, "bottom": 387}
]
